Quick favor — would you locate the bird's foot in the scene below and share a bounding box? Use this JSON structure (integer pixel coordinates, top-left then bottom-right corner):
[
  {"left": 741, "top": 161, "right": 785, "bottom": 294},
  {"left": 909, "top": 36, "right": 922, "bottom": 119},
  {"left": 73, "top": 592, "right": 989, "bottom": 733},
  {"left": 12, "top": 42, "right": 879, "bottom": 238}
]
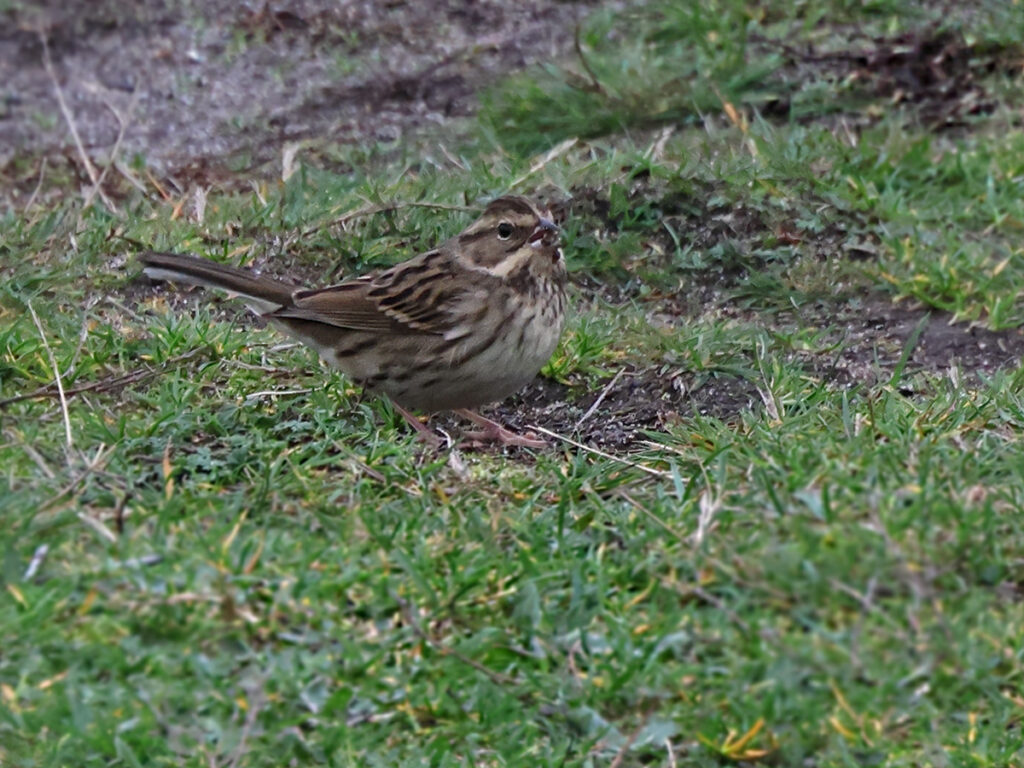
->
[{"left": 454, "top": 409, "right": 547, "bottom": 449}]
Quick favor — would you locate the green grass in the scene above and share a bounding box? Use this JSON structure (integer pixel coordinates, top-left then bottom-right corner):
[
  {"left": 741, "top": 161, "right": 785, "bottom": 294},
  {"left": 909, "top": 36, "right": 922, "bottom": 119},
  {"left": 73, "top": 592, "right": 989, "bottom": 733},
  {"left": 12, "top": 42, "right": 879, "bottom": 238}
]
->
[{"left": 4, "top": 0, "right": 1024, "bottom": 765}]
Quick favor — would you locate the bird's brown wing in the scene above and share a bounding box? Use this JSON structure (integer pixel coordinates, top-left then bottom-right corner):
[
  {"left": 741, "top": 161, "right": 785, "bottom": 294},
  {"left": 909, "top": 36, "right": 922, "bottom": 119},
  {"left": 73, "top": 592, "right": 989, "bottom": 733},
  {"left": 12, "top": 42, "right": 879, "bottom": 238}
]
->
[
  {"left": 268, "top": 279, "right": 408, "bottom": 333},
  {"left": 266, "top": 249, "right": 483, "bottom": 336}
]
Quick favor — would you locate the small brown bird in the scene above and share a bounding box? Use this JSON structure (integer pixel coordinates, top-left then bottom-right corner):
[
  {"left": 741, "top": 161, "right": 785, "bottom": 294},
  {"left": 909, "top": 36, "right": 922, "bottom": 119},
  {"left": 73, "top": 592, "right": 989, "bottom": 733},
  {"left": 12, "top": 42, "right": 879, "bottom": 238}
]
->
[{"left": 139, "top": 196, "right": 567, "bottom": 448}]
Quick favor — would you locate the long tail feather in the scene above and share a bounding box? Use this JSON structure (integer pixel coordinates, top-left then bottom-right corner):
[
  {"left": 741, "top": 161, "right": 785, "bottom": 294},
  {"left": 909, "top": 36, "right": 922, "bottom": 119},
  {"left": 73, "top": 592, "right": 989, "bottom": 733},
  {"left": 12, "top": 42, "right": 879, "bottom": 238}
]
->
[{"left": 139, "top": 251, "right": 296, "bottom": 314}]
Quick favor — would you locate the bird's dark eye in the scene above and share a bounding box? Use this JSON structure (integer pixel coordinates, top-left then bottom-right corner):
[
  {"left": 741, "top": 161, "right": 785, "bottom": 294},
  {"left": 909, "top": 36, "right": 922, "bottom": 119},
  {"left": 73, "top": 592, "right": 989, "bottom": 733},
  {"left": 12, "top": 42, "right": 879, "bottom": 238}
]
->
[{"left": 496, "top": 222, "right": 514, "bottom": 240}]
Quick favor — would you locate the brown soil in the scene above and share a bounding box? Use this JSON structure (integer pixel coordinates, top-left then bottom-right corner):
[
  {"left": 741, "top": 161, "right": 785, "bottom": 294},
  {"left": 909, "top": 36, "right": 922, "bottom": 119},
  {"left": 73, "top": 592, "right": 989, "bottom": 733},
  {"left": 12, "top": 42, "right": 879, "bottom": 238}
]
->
[
  {"left": 805, "top": 297, "right": 1024, "bottom": 388},
  {"left": 1, "top": 0, "right": 594, "bottom": 187},
  {"left": 756, "top": 26, "right": 1011, "bottom": 130}
]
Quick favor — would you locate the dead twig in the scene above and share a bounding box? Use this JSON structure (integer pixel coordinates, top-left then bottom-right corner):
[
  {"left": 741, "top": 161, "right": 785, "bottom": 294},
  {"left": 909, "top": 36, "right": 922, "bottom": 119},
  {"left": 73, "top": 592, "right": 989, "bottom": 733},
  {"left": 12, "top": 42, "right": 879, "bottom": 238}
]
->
[
  {"left": 0, "top": 349, "right": 204, "bottom": 409},
  {"left": 325, "top": 199, "right": 477, "bottom": 229},
  {"left": 693, "top": 486, "right": 722, "bottom": 548},
  {"left": 644, "top": 125, "right": 675, "bottom": 162},
  {"left": 829, "top": 577, "right": 909, "bottom": 641},
  {"left": 393, "top": 593, "right": 516, "bottom": 686},
  {"left": 607, "top": 708, "right": 654, "bottom": 768},
  {"left": 225, "top": 683, "right": 263, "bottom": 768},
  {"left": 573, "top": 22, "right": 608, "bottom": 96},
  {"left": 40, "top": 31, "right": 118, "bottom": 215},
  {"left": 20, "top": 441, "right": 56, "bottom": 480},
  {"left": 690, "top": 585, "right": 750, "bottom": 632},
  {"left": 575, "top": 367, "right": 626, "bottom": 428},
  {"left": 437, "top": 143, "right": 468, "bottom": 171}
]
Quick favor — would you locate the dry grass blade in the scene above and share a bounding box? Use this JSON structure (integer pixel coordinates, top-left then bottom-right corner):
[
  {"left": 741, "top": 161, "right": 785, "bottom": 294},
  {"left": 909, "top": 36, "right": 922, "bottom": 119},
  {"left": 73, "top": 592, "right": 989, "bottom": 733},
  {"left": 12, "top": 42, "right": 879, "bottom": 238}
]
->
[
  {"left": 243, "top": 388, "right": 313, "bottom": 402},
  {"left": 23, "top": 544, "right": 50, "bottom": 580},
  {"left": 529, "top": 424, "right": 670, "bottom": 478},
  {"left": 24, "top": 157, "right": 47, "bottom": 212},
  {"left": 27, "top": 300, "right": 73, "bottom": 450},
  {"left": 81, "top": 85, "right": 140, "bottom": 214},
  {"left": 509, "top": 137, "right": 579, "bottom": 189},
  {"left": 34, "top": 443, "right": 114, "bottom": 516}
]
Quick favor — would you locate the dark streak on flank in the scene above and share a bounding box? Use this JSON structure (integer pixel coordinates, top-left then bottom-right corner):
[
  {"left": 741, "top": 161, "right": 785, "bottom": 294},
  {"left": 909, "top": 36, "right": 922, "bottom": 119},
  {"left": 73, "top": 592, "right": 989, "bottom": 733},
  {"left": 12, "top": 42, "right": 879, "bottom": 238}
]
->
[
  {"left": 333, "top": 338, "right": 378, "bottom": 358},
  {"left": 390, "top": 368, "right": 417, "bottom": 383},
  {"left": 451, "top": 310, "right": 515, "bottom": 368},
  {"left": 428, "top": 296, "right": 499, "bottom": 358},
  {"left": 514, "top": 313, "right": 530, "bottom": 352}
]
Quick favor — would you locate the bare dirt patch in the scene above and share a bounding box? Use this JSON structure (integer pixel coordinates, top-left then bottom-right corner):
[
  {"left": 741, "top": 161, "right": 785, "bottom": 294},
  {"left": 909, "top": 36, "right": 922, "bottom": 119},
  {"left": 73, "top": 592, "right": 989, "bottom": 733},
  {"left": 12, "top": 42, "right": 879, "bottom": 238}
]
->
[
  {"left": 1, "top": 0, "right": 595, "bottom": 195},
  {"left": 757, "top": 26, "right": 1017, "bottom": 129},
  {"left": 432, "top": 367, "right": 759, "bottom": 453},
  {"left": 798, "top": 296, "right": 1024, "bottom": 388}
]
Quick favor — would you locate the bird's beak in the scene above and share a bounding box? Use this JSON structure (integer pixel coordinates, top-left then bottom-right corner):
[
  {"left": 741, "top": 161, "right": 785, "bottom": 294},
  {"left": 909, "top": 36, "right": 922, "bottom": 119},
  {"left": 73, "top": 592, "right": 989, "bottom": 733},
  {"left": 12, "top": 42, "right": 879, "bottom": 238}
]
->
[{"left": 528, "top": 218, "right": 560, "bottom": 248}]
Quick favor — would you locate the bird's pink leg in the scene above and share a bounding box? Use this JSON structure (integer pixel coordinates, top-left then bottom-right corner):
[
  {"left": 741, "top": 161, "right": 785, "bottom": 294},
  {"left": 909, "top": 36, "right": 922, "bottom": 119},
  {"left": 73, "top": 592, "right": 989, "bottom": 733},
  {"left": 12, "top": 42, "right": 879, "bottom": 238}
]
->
[
  {"left": 454, "top": 409, "right": 547, "bottom": 448},
  {"left": 391, "top": 401, "right": 442, "bottom": 449}
]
